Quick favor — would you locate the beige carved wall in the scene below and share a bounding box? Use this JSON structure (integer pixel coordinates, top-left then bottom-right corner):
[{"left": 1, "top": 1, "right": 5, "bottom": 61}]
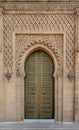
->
[
  {"left": 3, "top": 13, "right": 75, "bottom": 74},
  {"left": 1, "top": 12, "right": 75, "bottom": 122},
  {"left": 0, "top": 0, "right": 79, "bottom": 124},
  {"left": 15, "top": 34, "right": 63, "bottom": 75}
]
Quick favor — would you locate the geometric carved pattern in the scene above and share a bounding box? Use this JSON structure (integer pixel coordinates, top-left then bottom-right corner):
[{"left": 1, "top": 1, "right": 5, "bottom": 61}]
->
[
  {"left": 3, "top": 14, "right": 75, "bottom": 73},
  {"left": 0, "top": 2, "right": 77, "bottom": 11},
  {"left": 16, "top": 34, "right": 63, "bottom": 75}
]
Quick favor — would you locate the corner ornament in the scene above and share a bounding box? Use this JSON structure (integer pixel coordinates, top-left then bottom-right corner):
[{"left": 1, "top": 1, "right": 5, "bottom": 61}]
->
[
  {"left": 67, "top": 70, "right": 75, "bottom": 82},
  {"left": 5, "top": 71, "right": 12, "bottom": 81}
]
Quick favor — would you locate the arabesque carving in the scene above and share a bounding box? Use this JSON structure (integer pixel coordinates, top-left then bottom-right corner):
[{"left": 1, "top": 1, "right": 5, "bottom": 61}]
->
[
  {"left": 16, "top": 34, "right": 63, "bottom": 75},
  {"left": 3, "top": 14, "right": 75, "bottom": 73}
]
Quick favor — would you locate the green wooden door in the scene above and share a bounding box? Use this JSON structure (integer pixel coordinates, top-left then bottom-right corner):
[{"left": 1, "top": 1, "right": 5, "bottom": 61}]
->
[{"left": 24, "top": 51, "right": 54, "bottom": 119}]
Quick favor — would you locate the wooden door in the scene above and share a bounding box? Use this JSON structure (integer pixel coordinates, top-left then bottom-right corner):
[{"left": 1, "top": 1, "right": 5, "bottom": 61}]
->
[{"left": 24, "top": 51, "right": 54, "bottom": 119}]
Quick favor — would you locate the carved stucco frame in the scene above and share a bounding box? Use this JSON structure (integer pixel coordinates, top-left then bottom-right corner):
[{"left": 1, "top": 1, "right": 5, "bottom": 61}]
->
[{"left": 13, "top": 31, "right": 66, "bottom": 122}]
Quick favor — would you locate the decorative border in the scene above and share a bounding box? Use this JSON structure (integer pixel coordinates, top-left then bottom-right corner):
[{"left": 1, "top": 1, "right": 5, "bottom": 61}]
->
[
  {"left": 3, "top": 12, "right": 75, "bottom": 75},
  {"left": 13, "top": 31, "right": 65, "bottom": 76},
  {"left": 0, "top": 2, "right": 78, "bottom": 11}
]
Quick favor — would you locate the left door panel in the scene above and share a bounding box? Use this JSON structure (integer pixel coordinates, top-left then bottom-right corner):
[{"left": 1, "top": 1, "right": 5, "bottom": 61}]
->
[{"left": 24, "top": 52, "right": 38, "bottom": 119}]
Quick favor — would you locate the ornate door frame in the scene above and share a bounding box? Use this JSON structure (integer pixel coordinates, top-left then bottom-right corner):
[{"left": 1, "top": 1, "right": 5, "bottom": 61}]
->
[
  {"left": 13, "top": 32, "right": 64, "bottom": 122},
  {"left": 19, "top": 42, "right": 63, "bottom": 122}
]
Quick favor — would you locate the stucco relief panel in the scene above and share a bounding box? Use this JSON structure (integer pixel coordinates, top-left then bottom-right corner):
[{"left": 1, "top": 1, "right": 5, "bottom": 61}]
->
[
  {"left": 0, "top": 2, "right": 77, "bottom": 11},
  {"left": 3, "top": 13, "right": 75, "bottom": 74},
  {"left": 15, "top": 34, "right": 63, "bottom": 75}
]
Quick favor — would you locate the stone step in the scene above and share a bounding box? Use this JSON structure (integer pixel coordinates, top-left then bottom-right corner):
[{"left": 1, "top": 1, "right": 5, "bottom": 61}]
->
[
  {"left": 0, "top": 128, "right": 79, "bottom": 130},
  {"left": 0, "top": 124, "right": 79, "bottom": 130}
]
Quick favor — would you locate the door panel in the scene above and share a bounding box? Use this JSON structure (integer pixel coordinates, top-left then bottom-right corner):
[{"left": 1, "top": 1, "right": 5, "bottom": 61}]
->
[
  {"left": 24, "top": 51, "right": 54, "bottom": 119},
  {"left": 24, "top": 53, "right": 38, "bottom": 118},
  {"left": 40, "top": 52, "right": 54, "bottom": 118}
]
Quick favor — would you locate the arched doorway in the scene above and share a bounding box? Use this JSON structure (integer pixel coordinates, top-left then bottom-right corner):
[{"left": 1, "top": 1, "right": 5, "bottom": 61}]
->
[{"left": 24, "top": 50, "right": 55, "bottom": 119}]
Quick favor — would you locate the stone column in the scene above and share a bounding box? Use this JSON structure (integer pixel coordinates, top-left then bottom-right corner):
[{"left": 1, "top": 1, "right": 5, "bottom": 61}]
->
[
  {"left": 5, "top": 77, "right": 16, "bottom": 121},
  {"left": 75, "top": 8, "right": 79, "bottom": 122},
  {"left": 0, "top": 8, "right": 4, "bottom": 121},
  {"left": 55, "top": 72, "right": 63, "bottom": 123},
  {"left": 57, "top": 74, "right": 63, "bottom": 123},
  {"left": 63, "top": 76, "right": 74, "bottom": 123},
  {"left": 54, "top": 74, "right": 58, "bottom": 122},
  {"left": 16, "top": 75, "right": 24, "bottom": 122}
]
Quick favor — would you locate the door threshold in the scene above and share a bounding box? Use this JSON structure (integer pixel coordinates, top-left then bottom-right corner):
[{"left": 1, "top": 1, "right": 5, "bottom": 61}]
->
[{"left": 24, "top": 119, "right": 55, "bottom": 124}]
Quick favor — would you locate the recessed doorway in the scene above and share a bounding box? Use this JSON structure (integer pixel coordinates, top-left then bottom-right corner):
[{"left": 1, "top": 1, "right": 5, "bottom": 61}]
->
[{"left": 24, "top": 50, "right": 54, "bottom": 119}]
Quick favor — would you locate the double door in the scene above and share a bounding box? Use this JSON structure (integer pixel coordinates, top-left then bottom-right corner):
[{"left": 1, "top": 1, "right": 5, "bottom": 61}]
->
[{"left": 24, "top": 51, "right": 54, "bottom": 119}]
